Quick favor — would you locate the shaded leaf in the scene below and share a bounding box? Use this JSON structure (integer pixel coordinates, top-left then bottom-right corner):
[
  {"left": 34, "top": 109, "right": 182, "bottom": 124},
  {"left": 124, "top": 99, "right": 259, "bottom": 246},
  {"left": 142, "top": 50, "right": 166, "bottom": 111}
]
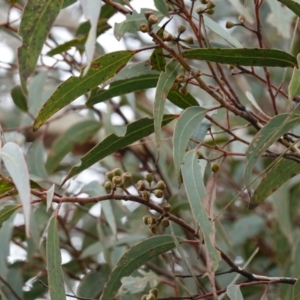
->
[
  {"left": 114, "top": 9, "right": 164, "bottom": 41},
  {"left": 27, "top": 139, "right": 48, "bottom": 178},
  {"left": 150, "top": 25, "right": 168, "bottom": 71},
  {"left": 181, "top": 151, "right": 221, "bottom": 271},
  {"left": 289, "top": 54, "right": 300, "bottom": 102},
  {"left": 244, "top": 105, "right": 300, "bottom": 195},
  {"left": 0, "top": 179, "right": 14, "bottom": 195},
  {"left": 1, "top": 142, "right": 31, "bottom": 236},
  {"left": 154, "top": 0, "right": 169, "bottom": 17},
  {"left": 173, "top": 107, "right": 206, "bottom": 180},
  {"left": 11, "top": 85, "right": 28, "bottom": 112},
  {"left": 33, "top": 50, "right": 136, "bottom": 130},
  {"left": 154, "top": 59, "right": 181, "bottom": 152},
  {"left": 0, "top": 205, "right": 20, "bottom": 230},
  {"left": 18, "top": 0, "right": 63, "bottom": 94},
  {"left": 278, "top": 0, "right": 300, "bottom": 17},
  {"left": 292, "top": 277, "right": 300, "bottom": 300},
  {"left": 47, "top": 37, "right": 87, "bottom": 56},
  {"left": 102, "top": 235, "right": 177, "bottom": 300},
  {"left": 63, "top": 115, "right": 175, "bottom": 184},
  {"left": 86, "top": 74, "right": 159, "bottom": 106},
  {"left": 251, "top": 158, "right": 300, "bottom": 209},
  {"left": 227, "top": 284, "right": 244, "bottom": 300},
  {"left": 167, "top": 89, "right": 199, "bottom": 109},
  {"left": 46, "top": 185, "right": 55, "bottom": 211},
  {"left": 182, "top": 48, "right": 297, "bottom": 67},
  {"left": 45, "top": 120, "right": 101, "bottom": 173},
  {"left": 46, "top": 214, "right": 66, "bottom": 300}
]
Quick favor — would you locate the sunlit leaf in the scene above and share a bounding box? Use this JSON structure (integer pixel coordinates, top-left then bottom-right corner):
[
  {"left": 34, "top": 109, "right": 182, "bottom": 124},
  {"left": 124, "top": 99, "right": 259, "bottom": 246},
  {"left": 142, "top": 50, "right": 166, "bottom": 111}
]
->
[
  {"left": 154, "top": 59, "right": 181, "bottom": 152},
  {"left": 0, "top": 205, "right": 20, "bottom": 230},
  {"left": 46, "top": 214, "right": 66, "bottom": 300},
  {"left": 45, "top": 120, "right": 101, "bottom": 173},
  {"left": 173, "top": 107, "right": 206, "bottom": 181},
  {"left": 102, "top": 235, "right": 178, "bottom": 300},
  {"left": 0, "top": 179, "right": 14, "bottom": 195},
  {"left": 181, "top": 150, "right": 221, "bottom": 271},
  {"left": 63, "top": 115, "right": 175, "bottom": 184},
  {"left": 18, "top": 0, "right": 63, "bottom": 94},
  {"left": 182, "top": 48, "right": 297, "bottom": 67},
  {"left": 1, "top": 142, "right": 31, "bottom": 236},
  {"left": 33, "top": 50, "right": 136, "bottom": 130}
]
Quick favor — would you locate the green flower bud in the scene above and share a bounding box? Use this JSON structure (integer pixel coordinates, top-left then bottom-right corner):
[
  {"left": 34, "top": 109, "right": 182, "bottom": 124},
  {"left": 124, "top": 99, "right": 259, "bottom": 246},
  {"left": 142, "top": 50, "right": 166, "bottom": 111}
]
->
[
  {"left": 105, "top": 171, "right": 114, "bottom": 181},
  {"left": 200, "top": 0, "right": 208, "bottom": 3},
  {"left": 145, "top": 173, "right": 154, "bottom": 183},
  {"left": 211, "top": 163, "right": 220, "bottom": 173},
  {"left": 225, "top": 21, "right": 235, "bottom": 29},
  {"left": 155, "top": 180, "right": 166, "bottom": 190},
  {"left": 148, "top": 14, "right": 158, "bottom": 25},
  {"left": 136, "top": 180, "right": 146, "bottom": 191},
  {"left": 195, "top": 5, "right": 204, "bottom": 14},
  {"left": 148, "top": 216, "right": 156, "bottom": 225},
  {"left": 154, "top": 189, "right": 164, "bottom": 198},
  {"left": 146, "top": 294, "right": 156, "bottom": 300},
  {"left": 141, "top": 295, "right": 148, "bottom": 300},
  {"left": 185, "top": 36, "right": 194, "bottom": 44},
  {"left": 112, "top": 168, "right": 122, "bottom": 176},
  {"left": 206, "top": 1, "right": 216, "bottom": 9},
  {"left": 149, "top": 225, "right": 158, "bottom": 234},
  {"left": 144, "top": 11, "right": 153, "bottom": 19},
  {"left": 122, "top": 172, "right": 132, "bottom": 183},
  {"left": 163, "top": 33, "right": 173, "bottom": 41},
  {"left": 149, "top": 288, "right": 158, "bottom": 297},
  {"left": 176, "top": 74, "right": 185, "bottom": 83},
  {"left": 141, "top": 190, "right": 151, "bottom": 200},
  {"left": 112, "top": 176, "right": 122, "bottom": 185},
  {"left": 178, "top": 25, "right": 186, "bottom": 34},
  {"left": 143, "top": 215, "right": 150, "bottom": 225},
  {"left": 161, "top": 218, "right": 170, "bottom": 227},
  {"left": 139, "top": 23, "right": 149, "bottom": 33},
  {"left": 104, "top": 180, "right": 112, "bottom": 192},
  {"left": 162, "top": 203, "right": 172, "bottom": 212},
  {"left": 197, "top": 151, "right": 205, "bottom": 159},
  {"left": 206, "top": 8, "right": 215, "bottom": 15}
]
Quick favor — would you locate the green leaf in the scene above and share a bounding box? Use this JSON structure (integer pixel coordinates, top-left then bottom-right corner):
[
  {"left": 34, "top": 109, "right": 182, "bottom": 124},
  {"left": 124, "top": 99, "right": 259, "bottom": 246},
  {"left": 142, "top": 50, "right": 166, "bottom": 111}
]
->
[
  {"left": 18, "top": 0, "right": 63, "bottom": 94},
  {"left": 181, "top": 150, "right": 221, "bottom": 271},
  {"left": 278, "top": 0, "right": 300, "bottom": 17},
  {"left": 62, "top": 0, "right": 77, "bottom": 8},
  {"left": 167, "top": 89, "right": 199, "bottom": 109},
  {"left": 154, "top": 59, "right": 181, "bottom": 152},
  {"left": 244, "top": 106, "right": 300, "bottom": 194},
  {"left": 77, "top": 265, "right": 110, "bottom": 298},
  {"left": 203, "top": 15, "right": 243, "bottom": 48},
  {"left": 227, "top": 284, "right": 244, "bottom": 300},
  {"left": 46, "top": 185, "right": 55, "bottom": 211},
  {"left": 1, "top": 142, "right": 31, "bottom": 237},
  {"left": 0, "top": 180, "right": 14, "bottom": 195},
  {"left": 86, "top": 74, "right": 159, "bottom": 106},
  {"left": 27, "top": 139, "right": 48, "bottom": 178},
  {"left": 154, "top": 0, "right": 169, "bottom": 17},
  {"left": 11, "top": 85, "right": 28, "bottom": 112},
  {"left": 63, "top": 115, "right": 175, "bottom": 184},
  {"left": 173, "top": 107, "right": 206, "bottom": 181},
  {"left": 102, "top": 235, "right": 177, "bottom": 300},
  {"left": 182, "top": 48, "right": 297, "bottom": 67},
  {"left": 289, "top": 54, "right": 300, "bottom": 101},
  {"left": 46, "top": 215, "right": 66, "bottom": 300},
  {"left": 0, "top": 205, "right": 20, "bottom": 230},
  {"left": 114, "top": 9, "right": 164, "bottom": 41},
  {"left": 45, "top": 120, "right": 101, "bottom": 173},
  {"left": 293, "top": 277, "right": 300, "bottom": 300},
  {"left": 33, "top": 50, "right": 136, "bottom": 130},
  {"left": 47, "top": 37, "right": 87, "bottom": 56},
  {"left": 250, "top": 158, "right": 300, "bottom": 209}
]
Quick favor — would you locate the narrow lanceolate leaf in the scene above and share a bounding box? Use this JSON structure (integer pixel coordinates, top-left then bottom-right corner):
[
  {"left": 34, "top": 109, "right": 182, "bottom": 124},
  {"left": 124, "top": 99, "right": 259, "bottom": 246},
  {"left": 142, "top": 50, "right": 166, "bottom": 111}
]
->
[
  {"left": 278, "top": 0, "right": 300, "bottom": 17},
  {"left": 45, "top": 120, "right": 101, "bottom": 173},
  {"left": 0, "top": 205, "right": 20, "bottom": 230},
  {"left": 63, "top": 115, "right": 175, "bottom": 184},
  {"left": 182, "top": 48, "right": 297, "bottom": 67},
  {"left": 18, "top": 0, "right": 63, "bottom": 95},
  {"left": 47, "top": 215, "right": 66, "bottom": 300},
  {"left": 289, "top": 54, "right": 300, "bottom": 102},
  {"left": 11, "top": 85, "right": 28, "bottom": 112},
  {"left": 292, "top": 277, "right": 300, "bottom": 300},
  {"left": 154, "top": 0, "right": 169, "bottom": 17},
  {"left": 167, "top": 89, "right": 199, "bottom": 109},
  {"left": 244, "top": 105, "right": 300, "bottom": 189},
  {"left": 86, "top": 74, "right": 159, "bottom": 106},
  {"left": 1, "top": 142, "right": 31, "bottom": 237},
  {"left": 33, "top": 50, "right": 135, "bottom": 130},
  {"left": 46, "top": 185, "right": 55, "bottom": 211},
  {"left": 227, "top": 284, "right": 244, "bottom": 300},
  {"left": 173, "top": 107, "right": 206, "bottom": 181},
  {"left": 250, "top": 158, "right": 300, "bottom": 209},
  {"left": 154, "top": 59, "right": 181, "bottom": 152},
  {"left": 0, "top": 179, "right": 14, "bottom": 194},
  {"left": 102, "top": 235, "right": 177, "bottom": 300},
  {"left": 181, "top": 151, "right": 221, "bottom": 271}
]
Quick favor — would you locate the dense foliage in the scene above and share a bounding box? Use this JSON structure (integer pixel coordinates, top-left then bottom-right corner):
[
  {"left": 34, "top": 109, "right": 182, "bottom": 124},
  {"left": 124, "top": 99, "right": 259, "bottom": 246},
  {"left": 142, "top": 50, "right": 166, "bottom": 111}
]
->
[{"left": 1, "top": 0, "right": 300, "bottom": 299}]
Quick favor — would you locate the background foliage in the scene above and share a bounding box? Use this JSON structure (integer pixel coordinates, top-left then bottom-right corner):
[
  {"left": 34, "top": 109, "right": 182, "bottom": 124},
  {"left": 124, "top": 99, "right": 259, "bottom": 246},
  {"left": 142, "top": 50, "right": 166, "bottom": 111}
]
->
[{"left": 1, "top": 0, "right": 300, "bottom": 299}]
